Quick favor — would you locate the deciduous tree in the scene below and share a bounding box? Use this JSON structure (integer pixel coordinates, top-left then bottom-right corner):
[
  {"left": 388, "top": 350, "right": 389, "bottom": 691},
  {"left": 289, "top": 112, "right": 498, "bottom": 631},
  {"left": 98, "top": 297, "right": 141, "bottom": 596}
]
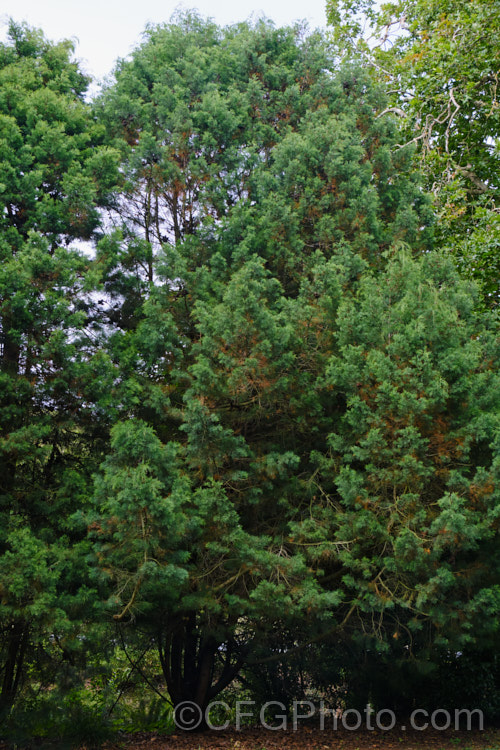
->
[{"left": 326, "top": 0, "right": 500, "bottom": 307}]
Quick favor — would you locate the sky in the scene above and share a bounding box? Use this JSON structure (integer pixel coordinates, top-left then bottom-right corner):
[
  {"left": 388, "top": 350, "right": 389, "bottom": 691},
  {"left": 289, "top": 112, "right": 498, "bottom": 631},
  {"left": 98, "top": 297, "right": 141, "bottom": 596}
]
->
[{"left": 0, "top": 0, "right": 328, "bottom": 83}]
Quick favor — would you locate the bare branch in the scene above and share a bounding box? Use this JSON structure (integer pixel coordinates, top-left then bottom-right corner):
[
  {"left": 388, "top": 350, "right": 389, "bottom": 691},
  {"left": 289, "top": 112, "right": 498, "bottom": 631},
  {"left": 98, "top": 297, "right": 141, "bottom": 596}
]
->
[{"left": 376, "top": 106, "right": 407, "bottom": 119}]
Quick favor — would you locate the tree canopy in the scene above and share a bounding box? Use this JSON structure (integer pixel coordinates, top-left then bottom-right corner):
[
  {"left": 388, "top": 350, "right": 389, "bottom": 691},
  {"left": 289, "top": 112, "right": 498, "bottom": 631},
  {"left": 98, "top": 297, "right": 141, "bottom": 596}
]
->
[
  {"left": 0, "top": 20, "right": 118, "bottom": 714},
  {"left": 326, "top": 0, "right": 500, "bottom": 307},
  {"left": 0, "top": 11, "right": 499, "bottom": 739},
  {"left": 90, "top": 13, "right": 498, "bottom": 720}
]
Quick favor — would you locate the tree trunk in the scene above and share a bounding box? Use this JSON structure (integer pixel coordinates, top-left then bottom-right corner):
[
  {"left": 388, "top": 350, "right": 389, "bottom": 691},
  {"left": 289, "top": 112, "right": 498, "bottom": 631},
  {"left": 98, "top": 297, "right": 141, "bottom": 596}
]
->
[
  {"left": 158, "top": 614, "right": 244, "bottom": 731},
  {"left": 0, "top": 619, "right": 29, "bottom": 714}
]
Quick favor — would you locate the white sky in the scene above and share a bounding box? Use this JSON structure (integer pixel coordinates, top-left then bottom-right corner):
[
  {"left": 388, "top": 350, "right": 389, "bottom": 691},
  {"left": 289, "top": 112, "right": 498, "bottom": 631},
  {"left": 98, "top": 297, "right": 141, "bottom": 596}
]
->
[{"left": 0, "top": 0, "right": 328, "bottom": 84}]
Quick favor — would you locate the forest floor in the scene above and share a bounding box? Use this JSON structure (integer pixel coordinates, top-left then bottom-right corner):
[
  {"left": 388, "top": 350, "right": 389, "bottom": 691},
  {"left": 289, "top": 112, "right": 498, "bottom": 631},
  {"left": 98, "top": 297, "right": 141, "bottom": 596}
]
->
[{"left": 100, "top": 725, "right": 500, "bottom": 750}]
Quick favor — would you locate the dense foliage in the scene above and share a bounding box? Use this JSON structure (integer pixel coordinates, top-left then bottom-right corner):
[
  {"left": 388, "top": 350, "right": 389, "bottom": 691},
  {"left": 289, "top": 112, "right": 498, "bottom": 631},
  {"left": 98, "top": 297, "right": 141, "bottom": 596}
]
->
[
  {"left": 0, "top": 20, "right": 119, "bottom": 718},
  {"left": 0, "top": 11, "right": 498, "bottom": 741},
  {"left": 327, "top": 0, "right": 500, "bottom": 307}
]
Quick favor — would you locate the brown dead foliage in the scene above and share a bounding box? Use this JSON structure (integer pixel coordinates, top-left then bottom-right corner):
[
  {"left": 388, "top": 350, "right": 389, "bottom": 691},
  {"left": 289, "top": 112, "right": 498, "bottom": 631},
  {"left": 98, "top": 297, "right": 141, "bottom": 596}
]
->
[{"left": 99, "top": 725, "right": 500, "bottom": 750}]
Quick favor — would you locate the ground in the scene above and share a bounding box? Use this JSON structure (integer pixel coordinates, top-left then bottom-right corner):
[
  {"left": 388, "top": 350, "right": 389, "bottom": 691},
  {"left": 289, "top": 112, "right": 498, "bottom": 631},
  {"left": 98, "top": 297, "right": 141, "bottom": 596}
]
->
[{"left": 100, "top": 726, "right": 500, "bottom": 750}]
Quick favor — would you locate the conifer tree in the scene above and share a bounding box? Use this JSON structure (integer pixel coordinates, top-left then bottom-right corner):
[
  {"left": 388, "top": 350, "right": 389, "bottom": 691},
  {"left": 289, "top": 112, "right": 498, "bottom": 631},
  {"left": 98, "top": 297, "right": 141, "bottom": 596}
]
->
[
  {"left": 89, "top": 17, "right": 497, "bottom": 721},
  {"left": 0, "top": 21, "right": 118, "bottom": 713}
]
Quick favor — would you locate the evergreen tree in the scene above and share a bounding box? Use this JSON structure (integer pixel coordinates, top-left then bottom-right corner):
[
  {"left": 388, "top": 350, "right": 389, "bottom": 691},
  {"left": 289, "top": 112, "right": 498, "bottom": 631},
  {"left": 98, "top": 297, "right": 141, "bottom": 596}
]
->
[
  {"left": 306, "top": 251, "right": 500, "bottom": 652},
  {"left": 0, "top": 21, "right": 118, "bottom": 713},
  {"left": 0, "top": 11, "right": 497, "bottom": 734},
  {"left": 89, "top": 17, "right": 498, "bottom": 721}
]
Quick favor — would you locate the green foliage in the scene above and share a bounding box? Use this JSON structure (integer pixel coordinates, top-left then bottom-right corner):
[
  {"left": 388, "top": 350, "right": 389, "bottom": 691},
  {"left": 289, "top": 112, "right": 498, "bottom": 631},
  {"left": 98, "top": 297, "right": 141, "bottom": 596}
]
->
[
  {"left": 318, "top": 252, "right": 499, "bottom": 646},
  {"left": 116, "top": 694, "right": 175, "bottom": 733},
  {"left": 0, "top": 12, "right": 498, "bottom": 738},
  {"left": 90, "top": 15, "right": 498, "bottom": 720},
  {"left": 0, "top": 20, "right": 119, "bottom": 716},
  {"left": 97, "top": 13, "right": 343, "bottom": 245},
  {"left": 0, "top": 21, "right": 118, "bottom": 248},
  {"left": 326, "top": 0, "right": 500, "bottom": 307}
]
